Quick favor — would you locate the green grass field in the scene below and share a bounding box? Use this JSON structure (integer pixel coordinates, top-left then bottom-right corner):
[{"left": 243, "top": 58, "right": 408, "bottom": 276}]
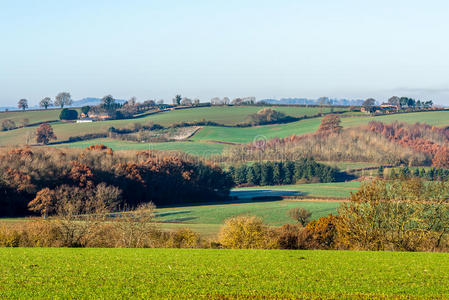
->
[
  {"left": 55, "top": 139, "right": 229, "bottom": 156},
  {"left": 192, "top": 110, "right": 449, "bottom": 144},
  {"left": 1, "top": 248, "right": 448, "bottom": 299},
  {"left": 191, "top": 117, "right": 322, "bottom": 143},
  {"left": 2, "top": 108, "right": 449, "bottom": 151},
  {"left": 153, "top": 182, "right": 360, "bottom": 236},
  {"left": 233, "top": 181, "right": 362, "bottom": 199},
  {"left": 319, "top": 161, "right": 380, "bottom": 171},
  {"left": 0, "top": 108, "right": 69, "bottom": 125},
  {"left": 0, "top": 106, "right": 332, "bottom": 146},
  {"left": 155, "top": 199, "right": 341, "bottom": 236},
  {"left": 146, "top": 105, "right": 340, "bottom": 126}
]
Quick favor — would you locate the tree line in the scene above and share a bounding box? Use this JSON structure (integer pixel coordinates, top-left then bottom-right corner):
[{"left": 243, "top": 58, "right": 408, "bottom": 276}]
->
[
  {"left": 0, "top": 147, "right": 234, "bottom": 217},
  {"left": 229, "top": 159, "right": 342, "bottom": 186}
]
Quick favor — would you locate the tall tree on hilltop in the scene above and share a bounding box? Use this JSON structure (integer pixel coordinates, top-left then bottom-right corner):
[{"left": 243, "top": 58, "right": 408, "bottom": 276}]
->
[
  {"left": 18, "top": 99, "right": 28, "bottom": 111},
  {"left": 173, "top": 94, "right": 182, "bottom": 105},
  {"left": 55, "top": 92, "right": 72, "bottom": 108},
  {"left": 101, "top": 95, "right": 116, "bottom": 110},
  {"left": 39, "top": 97, "right": 53, "bottom": 109}
]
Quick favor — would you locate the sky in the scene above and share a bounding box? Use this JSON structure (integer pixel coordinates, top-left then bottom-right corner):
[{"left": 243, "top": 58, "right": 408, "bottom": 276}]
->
[{"left": 0, "top": 0, "right": 448, "bottom": 106}]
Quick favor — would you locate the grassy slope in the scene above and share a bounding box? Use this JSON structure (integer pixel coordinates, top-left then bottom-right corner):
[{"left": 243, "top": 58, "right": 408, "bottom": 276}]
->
[
  {"left": 1, "top": 248, "right": 448, "bottom": 299},
  {"left": 155, "top": 199, "right": 340, "bottom": 230},
  {"left": 0, "top": 106, "right": 333, "bottom": 146},
  {"left": 55, "top": 139, "right": 229, "bottom": 156},
  {"left": 0, "top": 109, "right": 64, "bottom": 124},
  {"left": 153, "top": 182, "right": 360, "bottom": 236},
  {"left": 191, "top": 117, "right": 322, "bottom": 143},
  {"left": 2, "top": 108, "right": 448, "bottom": 152},
  {"left": 233, "top": 181, "right": 362, "bottom": 199},
  {"left": 148, "top": 105, "right": 338, "bottom": 125},
  {"left": 192, "top": 110, "right": 449, "bottom": 144}
]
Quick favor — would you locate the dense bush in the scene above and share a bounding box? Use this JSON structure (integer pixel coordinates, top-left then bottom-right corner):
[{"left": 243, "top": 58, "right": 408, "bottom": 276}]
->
[
  {"left": 0, "top": 204, "right": 205, "bottom": 248},
  {"left": 1, "top": 119, "right": 16, "bottom": 131},
  {"left": 59, "top": 108, "right": 78, "bottom": 120},
  {"left": 0, "top": 147, "right": 234, "bottom": 217},
  {"left": 247, "top": 108, "right": 296, "bottom": 126},
  {"left": 367, "top": 121, "right": 449, "bottom": 168},
  {"left": 218, "top": 216, "right": 277, "bottom": 249},
  {"left": 228, "top": 159, "right": 341, "bottom": 186},
  {"left": 221, "top": 127, "right": 429, "bottom": 166},
  {"left": 337, "top": 179, "right": 449, "bottom": 251}
]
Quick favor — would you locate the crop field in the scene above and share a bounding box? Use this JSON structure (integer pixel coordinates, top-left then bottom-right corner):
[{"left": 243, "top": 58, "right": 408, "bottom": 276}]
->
[{"left": 1, "top": 248, "right": 448, "bottom": 299}]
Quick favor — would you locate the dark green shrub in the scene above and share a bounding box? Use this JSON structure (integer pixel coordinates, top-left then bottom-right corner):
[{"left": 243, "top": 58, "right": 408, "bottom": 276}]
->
[{"left": 59, "top": 108, "right": 78, "bottom": 120}]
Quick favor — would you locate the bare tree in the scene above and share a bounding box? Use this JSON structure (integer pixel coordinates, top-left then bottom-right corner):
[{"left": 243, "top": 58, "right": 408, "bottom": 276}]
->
[
  {"left": 288, "top": 208, "right": 312, "bottom": 226},
  {"left": 39, "top": 97, "right": 53, "bottom": 109},
  {"left": 55, "top": 92, "right": 72, "bottom": 108},
  {"left": 18, "top": 99, "right": 28, "bottom": 111},
  {"left": 180, "top": 97, "right": 192, "bottom": 106}
]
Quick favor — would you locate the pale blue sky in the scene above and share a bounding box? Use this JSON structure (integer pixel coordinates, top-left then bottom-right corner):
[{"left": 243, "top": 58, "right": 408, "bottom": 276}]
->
[{"left": 1, "top": 0, "right": 448, "bottom": 106}]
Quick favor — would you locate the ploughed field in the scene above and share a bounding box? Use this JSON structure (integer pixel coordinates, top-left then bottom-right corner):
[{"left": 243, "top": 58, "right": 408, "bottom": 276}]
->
[{"left": 1, "top": 248, "right": 448, "bottom": 299}]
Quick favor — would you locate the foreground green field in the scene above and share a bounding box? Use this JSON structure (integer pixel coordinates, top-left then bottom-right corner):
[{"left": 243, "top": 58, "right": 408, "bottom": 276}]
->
[{"left": 1, "top": 248, "right": 448, "bottom": 299}]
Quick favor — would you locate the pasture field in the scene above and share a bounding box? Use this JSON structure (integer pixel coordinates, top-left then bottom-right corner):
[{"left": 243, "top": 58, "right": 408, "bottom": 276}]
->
[
  {"left": 1, "top": 107, "right": 448, "bottom": 149},
  {"left": 191, "top": 117, "right": 322, "bottom": 143},
  {"left": 154, "top": 182, "right": 360, "bottom": 236},
  {"left": 192, "top": 110, "right": 449, "bottom": 144},
  {"left": 55, "top": 139, "right": 229, "bottom": 156},
  {"left": 145, "top": 105, "right": 340, "bottom": 126},
  {"left": 233, "top": 181, "right": 362, "bottom": 199},
  {"left": 0, "top": 106, "right": 332, "bottom": 146},
  {"left": 1, "top": 248, "right": 448, "bottom": 299},
  {"left": 0, "top": 108, "right": 70, "bottom": 125},
  {"left": 318, "top": 161, "right": 380, "bottom": 171},
  {"left": 155, "top": 199, "right": 341, "bottom": 236},
  {"left": 340, "top": 110, "right": 449, "bottom": 128}
]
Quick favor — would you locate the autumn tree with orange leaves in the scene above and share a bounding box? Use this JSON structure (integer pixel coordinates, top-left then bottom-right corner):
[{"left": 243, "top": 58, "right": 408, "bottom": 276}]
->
[
  {"left": 317, "top": 114, "right": 342, "bottom": 133},
  {"left": 36, "top": 123, "right": 56, "bottom": 144}
]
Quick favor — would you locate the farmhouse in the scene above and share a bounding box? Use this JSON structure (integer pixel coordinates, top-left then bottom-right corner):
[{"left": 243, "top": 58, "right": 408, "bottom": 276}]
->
[{"left": 76, "top": 117, "right": 93, "bottom": 123}]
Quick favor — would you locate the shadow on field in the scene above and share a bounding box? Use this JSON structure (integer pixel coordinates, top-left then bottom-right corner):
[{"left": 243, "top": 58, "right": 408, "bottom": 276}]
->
[
  {"left": 154, "top": 211, "right": 191, "bottom": 218},
  {"left": 155, "top": 190, "right": 308, "bottom": 210},
  {"left": 230, "top": 190, "right": 306, "bottom": 200},
  {"left": 160, "top": 217, "right": 198, "bottom": 223}
]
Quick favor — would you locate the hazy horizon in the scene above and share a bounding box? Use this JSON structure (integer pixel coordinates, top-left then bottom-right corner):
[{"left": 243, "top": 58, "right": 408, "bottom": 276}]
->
[{"left": 1, "top": 0, "right": 448, "bottom": 106}]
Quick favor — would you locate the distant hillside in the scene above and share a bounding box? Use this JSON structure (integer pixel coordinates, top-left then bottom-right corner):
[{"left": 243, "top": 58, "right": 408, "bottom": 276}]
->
[
  {"left": 259, "top": 98, "right": 364, "bottom": 106},
  {"left": 71, "top": 97, "right": 127, "bottom": 107}
]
